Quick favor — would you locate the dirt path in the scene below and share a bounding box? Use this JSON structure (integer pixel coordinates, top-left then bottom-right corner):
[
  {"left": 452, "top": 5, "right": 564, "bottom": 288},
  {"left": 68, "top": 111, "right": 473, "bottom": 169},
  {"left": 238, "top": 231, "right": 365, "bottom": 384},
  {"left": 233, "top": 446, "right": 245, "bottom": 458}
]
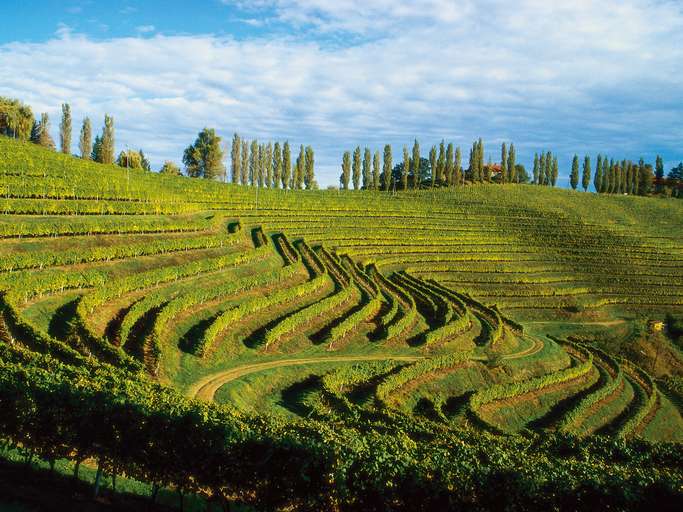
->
[
  {"left": 187, "top": 355, "right": 422, "bottom": 401},
  {"left": 187, "top": 334, "right": 547, "bottom": 402},
  {"left": 524, "top": 320, "right": 626, "bottom": 327}
]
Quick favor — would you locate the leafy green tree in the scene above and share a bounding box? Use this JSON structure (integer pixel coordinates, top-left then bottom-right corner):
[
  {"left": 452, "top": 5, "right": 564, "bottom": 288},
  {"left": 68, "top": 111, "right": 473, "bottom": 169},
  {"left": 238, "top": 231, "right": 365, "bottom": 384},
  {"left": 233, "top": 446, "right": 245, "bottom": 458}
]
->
[
  {"left": 402, "top": 146, "right": 410, "bottom": 190},
  {"left": 468, "top": 144, "right": 475, "bottom": 182},
  {"left": 230, "top": 133, "right": 241, "bottom": 184},
  {"left": 533, "top": 153, "right": 539, "bottom": 184},
  {"left": 341, "top": 150, "right": 351, "bottom": 190},
  {"left": 352, "top": 146, "right": 361, "bottom": 190},
  {"left": 551, "top": 157, "right": 558, "bottom": 186},
  {"left": 412, "top": 139, "right": 420, "bottom": 188},
  {"left": 515, "top": 164, "right": 530, "bottom": 183},
  {"left": 668, "top": 162, "right": 683, "bottom": 180},
  {"left": 282, "top": 141, "right": 291, "bottom": 190},
  {"left": 429, "top": 146, "right": 437, "bottom": 187},
  {"left": 538, "top": 153, "right": 545, "bottom": 185},
  {"left": 139, "top": 150, "right": 151, "bottom": 171},
  {"left": 362, "top": 147, "right": 371, "bottom": 189},
  {"left": 383, "top": 145, "right": 392, "bottom": 191},
  {"left": 454, "top": 146, "right": 462, "bottom": 185},
  {"left": 0, "top": 96, "right": 34, "bottom": 139},
  {"left": 91, "top": 134, "right": 102, "bottom": 162},
  {"left": 372, "top": 150, "right": 380, "bottom": 190},
  {"left": 59, "top": 103, "right": 71, "bottom": 154},
  {"left": 639, "top": 163, "right": 654, "bottom": 194},
  {"left": 570, "top": 155, "right": 579, "bottom": 190},
  {"left": 581, "top": 155, "right": 591, "bottom": 191},
  {"left": 273, "top": 142, "right": 282, "bottom": 188},
  {"left": 594, "top": 155, "right": 603, "bottom": 193},
  {"left": 437, "top": 140, "right": 446, "bottom": 185},
  {"left": 159, "top": 161, "right": 182, "bottom": 176},
  {"left": 446, "top": 143, "right": 454, "bottom": 186},
  {"left": 304, "top": 146, "right": 315, "bottom": 189},
  {"left": 183, "top": 128, "right": 225, "bottom": 179},
  {"left": 240, "top": 140, "right": 249, "bottom": 185},
  {"left": 117, "top": 149, "right": 143, "bottom": 169},
  {"left": 32, "top": 112, "right": 56, "bottom": 150},
  {"left": 544, "top": 151, "right": 552, "bottom": 186},
  {"left": 79, "top": 117, "right": 92, "bottom": 160},
  {"left": 100, "top": 114, "right": 115, "bottom": 164},
  {"left": 655, "top": 155, "right": 664, "bottom": 180},
  {"left": 500, "top": 143, "right": 507, "bottom": 184},
  {"left": 265, "top": 142, "right": 273, "bottom": 188},
  {"left": 257, "top": 144, "right": 265, "bottom": 187},
  {"left": 601, "top": 157, "right": 609, "bottom": 193},
  {"left": 296, "top": 145, "right": 306, "bottom": 189},
  {"left": 507, "top": 143, "right": 516, "bottom": 183}
]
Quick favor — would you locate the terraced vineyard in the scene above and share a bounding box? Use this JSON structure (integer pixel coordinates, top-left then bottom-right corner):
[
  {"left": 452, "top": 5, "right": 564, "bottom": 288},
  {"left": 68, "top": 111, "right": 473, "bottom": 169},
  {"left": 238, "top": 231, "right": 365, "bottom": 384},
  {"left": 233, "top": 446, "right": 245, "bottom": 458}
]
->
[{"left": 1, "top": 137, "right": 683, "bottom": 510}]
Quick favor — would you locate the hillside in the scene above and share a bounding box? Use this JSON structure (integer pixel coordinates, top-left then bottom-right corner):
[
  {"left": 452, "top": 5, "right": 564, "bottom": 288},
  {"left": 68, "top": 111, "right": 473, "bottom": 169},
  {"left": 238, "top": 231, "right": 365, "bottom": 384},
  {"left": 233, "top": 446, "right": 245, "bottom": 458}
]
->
[{"left": 1, "top": 137, "right": 683, "bottom": 510}]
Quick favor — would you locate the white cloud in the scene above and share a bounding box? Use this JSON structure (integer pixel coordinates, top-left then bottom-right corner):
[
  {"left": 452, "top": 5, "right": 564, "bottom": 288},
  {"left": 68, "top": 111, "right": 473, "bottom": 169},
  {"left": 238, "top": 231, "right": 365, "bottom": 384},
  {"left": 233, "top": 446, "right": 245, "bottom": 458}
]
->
[
  {"left": 135, "top": 25, "right": 156, "bottom": 34},
  {"left": 1, "top": 1, "right": 682, "bottom": 183}
]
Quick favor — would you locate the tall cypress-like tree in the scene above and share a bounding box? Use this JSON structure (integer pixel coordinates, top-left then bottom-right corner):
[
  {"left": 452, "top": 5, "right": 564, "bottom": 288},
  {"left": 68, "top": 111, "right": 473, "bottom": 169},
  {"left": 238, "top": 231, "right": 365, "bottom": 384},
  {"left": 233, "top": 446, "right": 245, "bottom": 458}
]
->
[
  {"left": 533, "top": 153, "right": 539, "bottom": 184},
  {"left": 91, "top": 135, "right": 102, "bottom": 162},
  {"left": 570, "top": 155, "right": 579, "bottom": 190},
  {"left": 59, "top": 103, "right": 71, "bottom": 154},
  {"left": 594, "top": 155, "right": 603, "bottom": 192},
  {"left": 282, "top": 141, "right": 291, "bottom": 190},
  {"left": 446, "top": 143, "right": 454, "bottom": 186},
  {"left": 468, "top": 143, "right": 477, "bottom": 182},
  {"left": 352, "top": 146, "right": 361, "bottom": 190},
  {"left": 240, "top": 140, "right": 249, "bottom": 185},
  {"left": 372, "top": 150, "right": 380, "bottom": 190},
  {"left": 273, "top": 142, "right": 282, "bottom": 188},
  {"left": 538, "top": 153, "right": 545, "bottom": 185},
  {"left": 402, "top": 146, "right": 410, "bottom": 190},
  {"left": 545, "top": 151, "right": 552, "bottom": 186},
  {"left": 295, "top": 145, "right": 305, "bottom": 189},
  {"left": 230, "top": 133, "right": 241, "bottom": 184},
  {"left": 249, "top": 140, "right": 258, "bottom": 186},
  {"left": 304, "top": 146, "right": 315, "bottom": 189},
  {"left": 477, "top": 138, "right": 484, "bottom": 183},
  {"left": 601, "top": 157, "right": 609, "bottom": 193},
  {"left": 429, "top": 146, "right": 437, "bottom": 187},
  {"left": 362, "top": 147, "right": 371, "bottom": 189},
  {"left": 437, "top": 140, "right": 446, "bottom": 186},
  {"left": 100, "top": 114, "right": 115, "bottom": 164},
  {"left": 582, "top": 155, "right": 591, "bottom": 191},
  {"left": 454, "top": 146, "right": 462, "bottom": 185},
  {"left": 655, "top": 155, "right": 664, "bottom": 180},
  {"left": 412, "top": 140, "right": 420, "bottom": 188},
  {"left": 79, "top": 117, "right": 92, "bottom": 160},
  {"left": 507, "top": 143, "right": 516, "bottom": 183},
  {"left": 265, "top": 142, "right": 273, "bottom": 188},
  {"left": 500, "top": 143, "right": 508, "bottom": 184},
  {"left": 551, "top": 156, "right": 559, "bottom": 187},
  {"left": 341, "top": 151, "right": 351, "bottom": 190},
  {"left": 635, "top": 159, "right": 643, "bottom": 195},
  {"left": 614, "top": 163, "right": 622, "bottom": 194},
  {"left": 383, "top": 145, "right": 392, "bottom": 191}
]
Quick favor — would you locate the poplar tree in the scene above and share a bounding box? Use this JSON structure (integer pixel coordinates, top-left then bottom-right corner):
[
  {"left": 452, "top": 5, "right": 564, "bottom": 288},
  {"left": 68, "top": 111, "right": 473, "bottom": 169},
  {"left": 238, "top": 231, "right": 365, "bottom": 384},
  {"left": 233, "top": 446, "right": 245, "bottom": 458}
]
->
[
  {"left": 551, "top": 156, "right": 559, "bottom": 186},
  {"left": 635, "top": 159, "right": 643, "bottom": 195},
  {"left": 477, "top": 138, "right": 484, "bottom": 183},
  {"left": 500, "top": 143, "right": 508, "bottom": 184},
  {"left": 538, "top": 153, "right": 545, "bottom": 185},
  {"left": 282, "top": 141, "right": 291, "bottom": 190},
  {"left": 468, "top": 144, "right": 476, "bottom": 182},
  {"left": 230, "top": 133, "right": 241, "bottom": 184},
  {"left": 412, "top": 139, "right": 420, "bottom": 188},
  {"left": 614, "top": 163, "right": 622, "bottom": 194},
  {"left": 639, "top": 163, "right": 654, "bottom": 194},
  {"left": 402, "top": 146, "right": 410, "bottom": 190},
  {"left": 249, "top": 140, "right": 258, "bottom": 186},
  {"left": 240, "top": 140, "right": 249, "bottom": 185},
  {"left": 594, "top": 155, "right": 603, "bottom": 192},
  {"left": 304, "top": 146, "right": 315, "bottom": 189},
  {"left": 383, "top": 145, "right": 392, "bottom": 191},
  {"left": 454, "top": 146, "right": 462, "bottom": 185},
  {"left": 601, "top": 158, "right": 609, "bottom": 193},
  {"left": 429, "top": 146, "right": 437, "bottom": 187},
  {"left": 582, "top": 155, "right": 591, "bottom": 191},
  {"left": 533, "top": 153, "right": 539, "bottom": 184},
  {"left": 341, "top": 151, "right": 351, "bottom": 190},
  {"left": 446, "top": 143, "right": 454, "bottom": 186},
  {"left": 59, "top": 103, "right": 71, "bottom": 154},
  {"left": 100, "top": 114, "right": 115, "bottom": 164},
  {"left": 362, "top": 147, "right": 371, "bottom": 189},
  {"left": 265, "top": 142, "right": 273, "bottom": 188},
  {"left": 545, "top": 151, "right": 552, "bottom": 186},
  {"left": 570, "top": 155, "right": 579, "bottom": 190},
  {"left": 273, "top": 142, "right": 282, "bottom": 188},
  {"left": 655, "top": 155, "right": 664, "bottom": 180},
  {"left": 507, "top": 143, "right": 516, "bottom": 183},
  {"left": 373, "top": 150, "right": 380, "bottom": 190},
  {"left": 79, "top": 117, "right": 92, "bottom": 160},
  {"left": 437, "top": 140, "right": 446, "bottom": 185},
  {"left": 352, "top": 146, "right": 361, "bottom": 190},
  {"left": 295, "top": 145, "right": 305, "bottom": 189}
]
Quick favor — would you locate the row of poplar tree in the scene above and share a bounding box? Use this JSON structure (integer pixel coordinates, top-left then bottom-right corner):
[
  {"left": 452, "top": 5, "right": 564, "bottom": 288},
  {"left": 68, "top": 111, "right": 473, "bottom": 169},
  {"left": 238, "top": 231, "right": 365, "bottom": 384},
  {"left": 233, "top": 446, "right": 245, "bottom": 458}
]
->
[
  {"left": 568, "top": 154, "right": 655, "bottom": 195},
  {"left": 229, "top": 134, "right": 317, "bottom": 189},
  {"left": 338, "top": 139, "right": 522, "bottom": 190}
]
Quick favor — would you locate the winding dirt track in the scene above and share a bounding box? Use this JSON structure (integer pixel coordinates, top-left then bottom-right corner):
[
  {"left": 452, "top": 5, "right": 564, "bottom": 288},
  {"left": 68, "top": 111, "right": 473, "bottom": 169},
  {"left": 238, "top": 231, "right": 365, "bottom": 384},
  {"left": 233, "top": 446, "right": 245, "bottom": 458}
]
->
[
  {"left": 187, "top": 355, "right": 422, "bottom": 401},
  {"left": 186, "top": 335, "right": 546, "bottom": 402}
]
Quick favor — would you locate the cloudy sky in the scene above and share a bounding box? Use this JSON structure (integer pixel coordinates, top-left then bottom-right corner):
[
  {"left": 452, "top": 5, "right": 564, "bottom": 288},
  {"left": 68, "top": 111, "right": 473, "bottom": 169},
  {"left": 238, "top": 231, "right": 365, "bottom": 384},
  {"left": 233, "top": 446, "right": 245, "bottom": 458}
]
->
[{"left": 1, "top": 0, "right": 682, "bottom": 186}]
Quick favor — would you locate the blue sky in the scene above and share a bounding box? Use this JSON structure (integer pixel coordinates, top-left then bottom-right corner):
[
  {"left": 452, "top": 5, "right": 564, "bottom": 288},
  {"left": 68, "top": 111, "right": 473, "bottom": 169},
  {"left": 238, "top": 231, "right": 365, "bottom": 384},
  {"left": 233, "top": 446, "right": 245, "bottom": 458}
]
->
[{"left": 1, "top": 0, "right": 682, "bottom": 186}]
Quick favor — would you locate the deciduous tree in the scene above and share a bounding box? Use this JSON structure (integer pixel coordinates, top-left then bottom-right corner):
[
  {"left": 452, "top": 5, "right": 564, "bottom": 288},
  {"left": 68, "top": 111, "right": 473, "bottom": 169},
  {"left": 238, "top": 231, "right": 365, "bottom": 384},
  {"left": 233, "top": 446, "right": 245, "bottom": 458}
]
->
[
  {"left": 183, "top": 128, "right": 225, "bottom": 179},
  {"left": 59, "top": 103, "right": 71, "bottom": 154},
  {"left": 79, "top": 117, "right": 92, "bottom": 160}
]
